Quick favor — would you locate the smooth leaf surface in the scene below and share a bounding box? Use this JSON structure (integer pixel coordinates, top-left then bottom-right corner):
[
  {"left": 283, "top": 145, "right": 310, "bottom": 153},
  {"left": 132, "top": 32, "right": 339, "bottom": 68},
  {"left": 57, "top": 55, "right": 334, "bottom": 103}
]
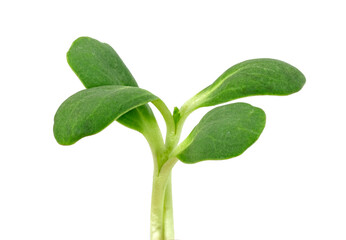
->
[
  {"left": 54, "top": 85, "right": 158, "bottom": 145},
  {"left": 176, "top": 103, "right": 266, "bottom": 163},
  {"left": 66, "top": 36, "right": 157, "bottom": 133},
  {"left": 67, "top": 37, "right": 138, "bottom": 88},
  {"left": 184, "top": 58, "right": 305, "bottom": 113}
]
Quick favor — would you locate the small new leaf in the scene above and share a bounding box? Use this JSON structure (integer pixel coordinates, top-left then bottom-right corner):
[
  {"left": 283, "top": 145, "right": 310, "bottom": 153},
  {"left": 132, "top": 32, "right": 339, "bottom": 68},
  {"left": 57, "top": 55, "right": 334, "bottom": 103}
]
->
[
  {"left": 173, "top": 107, "right": 181, "bottom": 126},
  {"left": 183, "top": 58, "right": 305, "bottom": 113},
  {"left": 176, "top": 103, "right": 266, "bottom": 163},
  {"left": 53, "top": 85, "right": 158, "bottom": 145}
]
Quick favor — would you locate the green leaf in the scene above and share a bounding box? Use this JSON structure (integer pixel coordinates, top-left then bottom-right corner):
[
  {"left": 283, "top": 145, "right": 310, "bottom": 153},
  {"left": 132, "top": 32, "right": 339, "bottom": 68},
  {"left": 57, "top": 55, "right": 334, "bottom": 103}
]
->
[
  {"left": 173, "top": 107, "right": 181, "bottom": 127},
  {"left": 183, "top": 58, "right": 305, "bottom": 113},
  {"left": 53, "top": 85, "right": 158, "bottom": 145},
  {"left": 66, "top": 36, "right": 157, "bottom": 133},
  {"left": 176, "top": 102, "right": 266, "bottom": 163},
  {"left": 115, "top": 105, "right": 157, "bottom": 132},
  {"left": 67, "top": 37, "right": 138, "bottom": 88}
]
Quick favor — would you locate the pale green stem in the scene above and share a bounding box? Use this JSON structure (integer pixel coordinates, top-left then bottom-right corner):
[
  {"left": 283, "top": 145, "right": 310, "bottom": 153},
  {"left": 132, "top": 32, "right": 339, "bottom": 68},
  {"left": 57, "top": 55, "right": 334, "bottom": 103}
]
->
[
  {"left": 149, "top": 99, "right": 195, "bottom": 240},
  {"left": 143, "top": 119, "right": 165, "bottom": 175},
  {"left": 152, "top": 99, "right": 176, "bottom": 147},
  {"left": 150, "top": 172, "right": 171, "bottom": 240},
  {"left": 150, "top": 156, "right": 178, "bottom": 240},
  {"left": 163, "top": 174, "right": 174, "bottom": 240}
]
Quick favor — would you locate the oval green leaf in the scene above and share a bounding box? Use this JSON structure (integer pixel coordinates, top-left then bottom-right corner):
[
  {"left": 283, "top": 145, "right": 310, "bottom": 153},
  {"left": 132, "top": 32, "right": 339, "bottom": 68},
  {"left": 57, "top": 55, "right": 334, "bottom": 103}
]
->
[
  {"left": 66, "top": 36, "right": 157, "bottom": 133},
  {"left": 176, "top": 102, "right": 266, "bottom": 163},
  {"left": 53, "top": 85, "right": 158, "bottom": 145},
  {"left": 184, "top": 58, "right": 305, "bottom": 113},
  {"left": 67, "top": 37, "right": 138, "bottom": 88}
]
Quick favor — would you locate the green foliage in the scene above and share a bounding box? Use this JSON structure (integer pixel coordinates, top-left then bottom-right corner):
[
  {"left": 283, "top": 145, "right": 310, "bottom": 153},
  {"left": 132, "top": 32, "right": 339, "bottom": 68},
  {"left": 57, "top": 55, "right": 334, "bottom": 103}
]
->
[
  {"left": 181, "top": 58, "right": 305, "bottom": 114},
  {"left": 53, "top": 85, "right": 157, "bottom": 145},
  {"left": 176, "top": 103, "right": 266, "bottom": 163},
  {"left": 67, "top": 37, "right": 138, "bottom": 87},
  {"left": 173, "top": 107, "right": 181, "bottom": 127},
  {"left": 67, "top": 37, "right": 157, "bottom": 134},
  {"left": 54, "top": 36, "right": 305, "bottom": 239}
]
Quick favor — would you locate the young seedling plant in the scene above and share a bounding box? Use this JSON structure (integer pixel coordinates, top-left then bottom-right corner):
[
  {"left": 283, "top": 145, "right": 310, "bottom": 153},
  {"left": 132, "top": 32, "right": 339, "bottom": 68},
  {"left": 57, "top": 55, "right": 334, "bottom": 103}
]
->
[{"left": 53, "top": 37, "right": 305, "bottom": 240}]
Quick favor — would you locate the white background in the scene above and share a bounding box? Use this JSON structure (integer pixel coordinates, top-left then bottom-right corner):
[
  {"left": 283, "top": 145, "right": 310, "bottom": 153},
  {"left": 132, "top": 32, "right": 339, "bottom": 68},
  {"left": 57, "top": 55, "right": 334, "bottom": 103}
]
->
[{"left": 1, "top": 1, "right": 345, "bottom": 239}]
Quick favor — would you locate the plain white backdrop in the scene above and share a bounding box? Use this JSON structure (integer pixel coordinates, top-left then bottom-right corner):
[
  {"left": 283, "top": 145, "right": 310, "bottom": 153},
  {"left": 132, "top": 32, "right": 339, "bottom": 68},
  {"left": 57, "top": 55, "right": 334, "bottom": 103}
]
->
[{"left": 1, "top": 0, "right": 345, "bottom": 239}]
